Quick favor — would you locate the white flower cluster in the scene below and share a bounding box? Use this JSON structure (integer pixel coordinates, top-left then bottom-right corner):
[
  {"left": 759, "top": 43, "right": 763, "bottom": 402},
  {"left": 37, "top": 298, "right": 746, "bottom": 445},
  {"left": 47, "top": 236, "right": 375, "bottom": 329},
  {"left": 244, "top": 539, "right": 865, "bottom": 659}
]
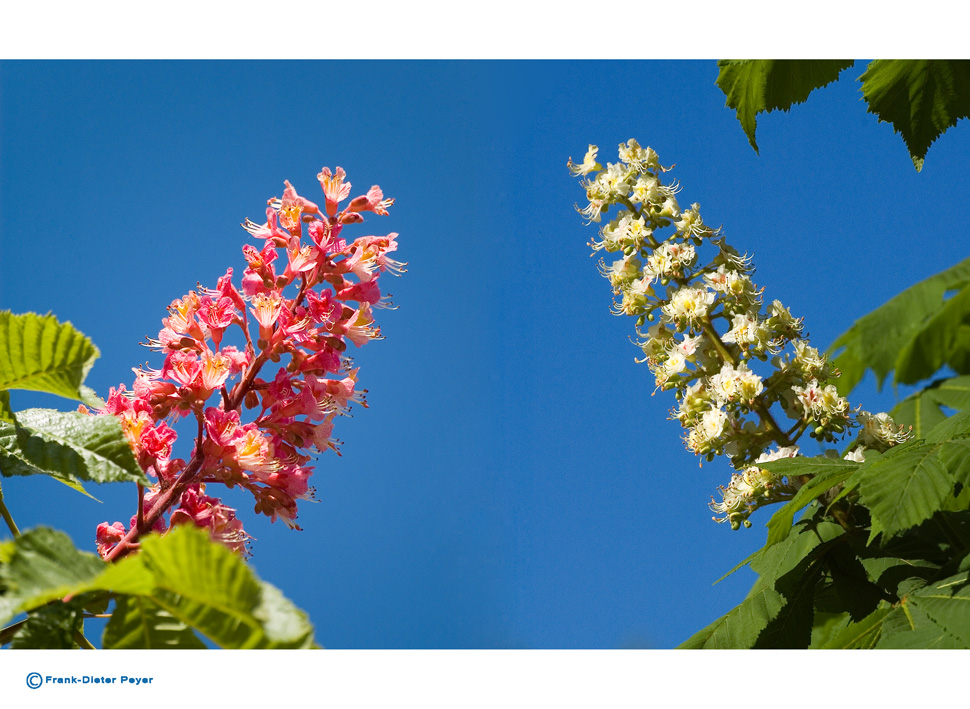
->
[{"left": 571, "top": 140, "right": 910, "bottom": 530}]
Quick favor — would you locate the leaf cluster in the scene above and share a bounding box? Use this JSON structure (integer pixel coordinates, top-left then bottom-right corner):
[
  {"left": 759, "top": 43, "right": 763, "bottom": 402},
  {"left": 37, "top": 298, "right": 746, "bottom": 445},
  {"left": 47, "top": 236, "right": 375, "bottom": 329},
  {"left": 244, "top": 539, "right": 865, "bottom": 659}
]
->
[
  {"left": 716, "top": 60, "right": 970, "bottom": 171},
  {"left": 0, "top": 312, "right": 144, "bottom": 494},
  {"left": 0, "top": 526, "right": 315, "bottom": 648},
  {"left": 682, "top": 263, "right": 970, "bottom": 648}
]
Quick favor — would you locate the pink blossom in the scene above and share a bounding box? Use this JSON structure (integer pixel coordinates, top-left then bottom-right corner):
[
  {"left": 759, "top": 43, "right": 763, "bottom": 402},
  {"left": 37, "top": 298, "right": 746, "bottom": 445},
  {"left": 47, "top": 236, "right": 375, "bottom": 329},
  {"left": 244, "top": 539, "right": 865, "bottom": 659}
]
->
[
  {"left": 280, "top": 180, "right": 322, "bottom": 227},
  {"left": 337, "top": 279, "right": 382, "bottom": 305},
  {"left": 138, "top": 421, "right": 177, "bottom": 465},
  {"left": 304, "top": 289, "right": 337, "bottom": 325},
  {"left": 348, "top": 185, "right": 394, "bottom": 216},
  {"left": 308, "top": 220, "right": 346, "bottom": 252},
  {"left": 341, "top": 305, "right": 381, "bottom": 347},
  {"left": 162, "top": 350, "right": 202, "bottom": 387},
  {"left": 129, "top": 488, "right": 168, "bottom": 534},
  {"left": 233, "top": 426, "right": 280, "bottom": 475},
  {"left": 250, "top": 291, "right": 284, "bottom": 331},
  {"left": 242, "top": 206, "right": 289, "bottom": 246},
  {"left": 317, "top": 166, "right": 351, "bottom": 216},
  {"left": 200, "top": 349, "right": 233, "bottom": 391},
  {"left": 96, "top": 521, "right": 127, "bottom": 558},
  {"left": 198, "top": 295, "right": 236, "bottom": 330},
  {"left": 164, "top": 292, "right": 202, "bottom": 335},
  {"left": 295, "top": 346, "right": 342, "bottom": 375},
  {"left": 204, "top": 406, "right": 242, "bottom": 447},
  {"left": 170, "top": 486, "right": 250, "bottom": 555},
  {"left": 96, "top": 167, "right": 401, "bottom": 561}
]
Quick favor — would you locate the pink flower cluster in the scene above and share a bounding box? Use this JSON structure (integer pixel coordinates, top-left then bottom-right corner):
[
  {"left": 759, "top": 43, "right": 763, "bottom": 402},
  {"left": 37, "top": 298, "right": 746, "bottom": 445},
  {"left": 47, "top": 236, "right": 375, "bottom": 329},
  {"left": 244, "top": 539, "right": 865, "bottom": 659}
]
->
[{"left": 94, "top": 168, "right": 404, "bottom": 560}]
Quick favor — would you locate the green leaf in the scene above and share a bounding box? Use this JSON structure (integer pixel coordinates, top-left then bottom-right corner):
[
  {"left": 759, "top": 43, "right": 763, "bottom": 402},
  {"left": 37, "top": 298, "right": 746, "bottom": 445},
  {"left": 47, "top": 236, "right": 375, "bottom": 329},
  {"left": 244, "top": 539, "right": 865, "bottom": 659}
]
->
[
  {"left": 0, "top": 526, "right": 315, "bottom": 648},
  {"left": 855, "top": 440, "right": 956, "bottom": 538},
  {"left": 877, "top": 569, "right": 970, "bottom": 648},
  {"left": 809, "top": 612, "right": 851, "bottom": 648},
  {"left": 822, "top": 543, "right": 886, "bottom": 620},
  {"left": 752, "top": 547, "right": 824, "bottom": 648},
  {"left": 860, "top": 60, "right": 970, "bottom": 171},
  {"left": 137, "top": 526, "right": 314, "bottom": 649},
  {"left": 856, "top": 552, "right": 938, "bottom": 599},
  {"left": 923, "top": 406, "right": 970, "bottom": 444},
  {"left": 820, "top": 606, "right": 891, "bottom": 648},
  {"left": 716, "top": 60, "right": 854, "bottom": 152},
  {"left": 896, "top": 284, "right": 970, "bottom": 384},
  {"left": 829, "top": 255, "right": 970, "bottom": 394},
  {"left": 103, "top": 595, "right": 207, "bottom": 649},
  {"left": 0, "top": 391, "right": 12, "bottom": 424},
  {"left": 0, "top": 311, "right": 100, "bottom": 403},
  {"left": 681, "top": 523, "right": 844, "bottom": 648},
  {"left": 761, "top": 457, "right": 859, "bottom": 549},
  {"left": 0, "top": 527, "right": 108, "bottom": 624},
  {"left": 678, "top": 582, "right": 784, "bottom": 649},
  {"left": 712, "top": 546, "right": 764, "bottom": 585},
  {"left": 9, "top": 601, "right": 84, "bottom": 649},
  {"left": 0, "top": 408, "right": 147, "bottom": 488},
  {"left": 891, "top": 375, "right": 970, "bottom": 437},
  {"left": 751, "top": 520, "right": 844, "bottom": 581}
]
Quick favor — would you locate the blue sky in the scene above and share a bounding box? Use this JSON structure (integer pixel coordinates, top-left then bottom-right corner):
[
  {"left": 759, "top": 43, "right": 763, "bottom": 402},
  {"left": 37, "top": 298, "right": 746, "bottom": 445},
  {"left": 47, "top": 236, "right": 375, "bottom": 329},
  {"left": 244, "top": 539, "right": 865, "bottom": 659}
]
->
[{"left": 2, "top": 60, "right": 969, "bottom": 649}]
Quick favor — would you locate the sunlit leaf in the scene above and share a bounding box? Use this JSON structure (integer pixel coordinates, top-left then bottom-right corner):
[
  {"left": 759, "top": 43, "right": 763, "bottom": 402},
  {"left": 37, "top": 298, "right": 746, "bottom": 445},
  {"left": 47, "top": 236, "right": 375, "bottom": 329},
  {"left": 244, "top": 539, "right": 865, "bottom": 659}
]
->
[
  {"left": 829, "top": 255, "right": 970, "bottom": 394},
  {"left": 0, "top": 311, "right": 100, "bottom": 404},
  {"left": 855, "top": 440, "right": 955, "bottom": 538},
  {"left": 0, "top": 526, "right": 315, "bottom": 649},
  {"left": 0, "top": 392, "right": 12, "bottom": 424},
  {"left": 678, "top": 582, "right": 784, "bottom": 649},
  {"left": 0, "top": 409, "right": 146, "bottom": 489}
]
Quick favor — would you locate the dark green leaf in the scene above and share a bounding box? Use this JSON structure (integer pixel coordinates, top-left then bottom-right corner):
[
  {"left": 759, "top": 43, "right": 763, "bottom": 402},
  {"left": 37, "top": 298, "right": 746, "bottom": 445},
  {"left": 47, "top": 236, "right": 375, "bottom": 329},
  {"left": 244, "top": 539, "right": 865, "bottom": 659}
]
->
[
  {"left": 0, "top": 311, "right": 100, "bottom": 403},
  {"left": 823, "top": 543, "right": 886, "bottom": 620},
  {"left": 716, "top": 60, "right": 854, "bottom": 152},
  {"left": 944, "top": 482, "right": 970, "bottom": 512},
  {"left": 856, "top": 553, "right": 937, "bottom": 599},
  {"left": 103, "top": 595, "right": 207, "bottom": 649},
  {"left": 9, "top": 601, "right": 83, "bottom": 649},
  {"left": 751, "top": 520, "right": 844, "bottom": 581},
  {"left": 829, "top": 255, "right": 970, "bottom": 394},
  {"left": 923, "top": 407, "right": 970, "bottom": 443},
  {"left": 860, "top": 60, "right": 970, "bottom": 171},
  {"left": 0, "top": 408, "right": 147, "bottom": 488},
  {"left": 753, "top": 547, "right": 824, "bottom": 648}
]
